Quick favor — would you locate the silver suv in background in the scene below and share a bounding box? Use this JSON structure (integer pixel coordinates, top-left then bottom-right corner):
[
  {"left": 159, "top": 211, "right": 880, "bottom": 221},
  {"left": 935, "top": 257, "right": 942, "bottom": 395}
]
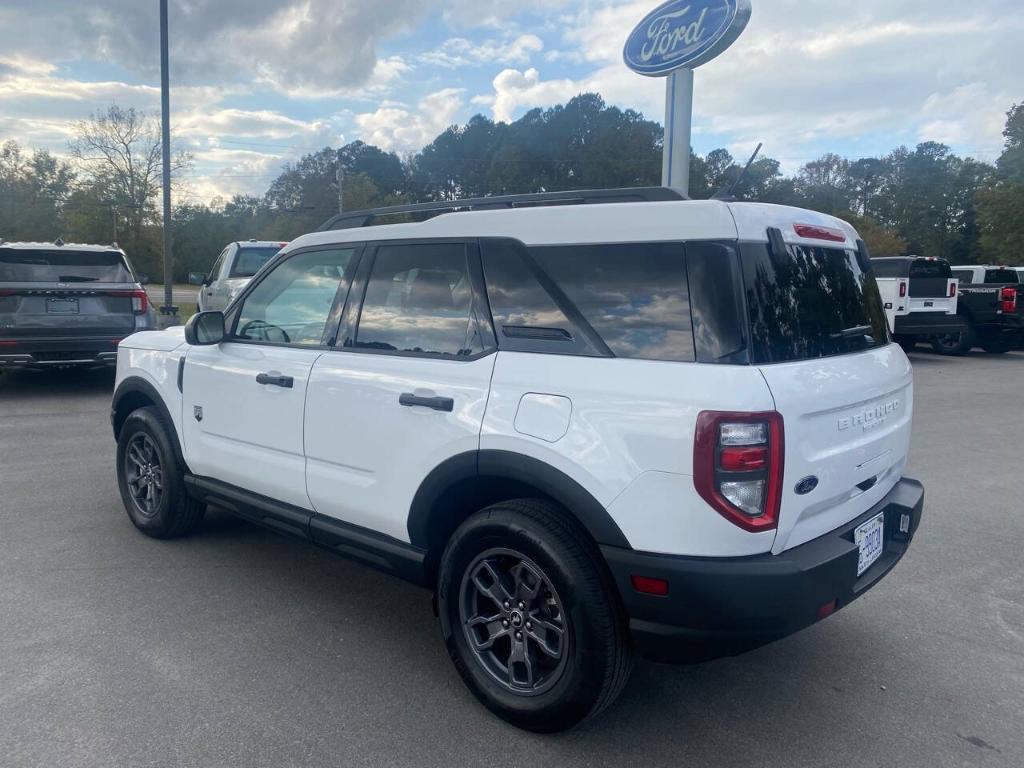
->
[
  {"left": 196, "top": 240, "right": 286, "bottom": 312},
  {"left": 0, "top": 240, "right": 155, "bottom": 369}
]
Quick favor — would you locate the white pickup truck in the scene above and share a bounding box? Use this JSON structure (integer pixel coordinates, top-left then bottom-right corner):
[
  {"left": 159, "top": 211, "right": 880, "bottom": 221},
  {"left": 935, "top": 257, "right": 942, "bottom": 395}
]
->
[{"left": 871, "top": 257, "right": 963, "bottom": 348}]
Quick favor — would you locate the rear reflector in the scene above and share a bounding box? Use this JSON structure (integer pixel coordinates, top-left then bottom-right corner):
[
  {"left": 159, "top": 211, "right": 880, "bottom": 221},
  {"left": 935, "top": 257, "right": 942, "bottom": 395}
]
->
[
  {"left": 818, "top": 599, "right": 838, "bottom": 620},
  {"left": 631, "top": 575, "right": 669, "bottom": 596},
  {"left": 793, "top": 223, "right": 846, "bottom": 243}
]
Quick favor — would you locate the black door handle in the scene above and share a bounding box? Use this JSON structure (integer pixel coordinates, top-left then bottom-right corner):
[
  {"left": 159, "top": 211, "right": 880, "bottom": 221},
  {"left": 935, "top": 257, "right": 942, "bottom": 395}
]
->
[
  {"left": 399, "top": 393, "right": 454, "bottom": 412},
  {"left": 256, "top": 372, "right": 294, "bottom": 388}
]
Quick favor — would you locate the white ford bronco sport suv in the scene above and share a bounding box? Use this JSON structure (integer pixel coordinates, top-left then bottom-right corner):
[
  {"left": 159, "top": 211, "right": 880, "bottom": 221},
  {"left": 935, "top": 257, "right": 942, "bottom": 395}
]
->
[{"left": 111, "top": 188, "right": 924, "bottom": 732}]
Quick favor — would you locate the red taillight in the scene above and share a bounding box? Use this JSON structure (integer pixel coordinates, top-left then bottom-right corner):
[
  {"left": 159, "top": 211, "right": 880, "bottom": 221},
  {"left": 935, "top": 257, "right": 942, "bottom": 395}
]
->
[
  {"left": 630, "top": 575, "right": 669, "bottom": 596},
  {"left": 793, "top": 223, "right": 846, "bottom": 243},
  {"left": 898, "top": 281, "right": 908, "bottom": 298},
  {"left": 949, "top": 281, "right": 957, "bottom": 298},
  {"left": 0, "top": 340, "right": 17, "bottom": 347},
  {"left": 131, "top": 289, "right": 148, "bottom": 314},
  {"left": 694, "top": 411, "right": 785, "bottom": 533},
  {"left": 1000, "top": 286, "right": 1017, "bottom": 314}
]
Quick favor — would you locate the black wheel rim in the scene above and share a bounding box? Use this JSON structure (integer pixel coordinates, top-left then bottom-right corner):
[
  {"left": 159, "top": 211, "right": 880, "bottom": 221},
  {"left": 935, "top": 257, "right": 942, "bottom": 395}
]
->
[
  {"left": 936, "top": 333, "right": 959, "bottom": 350},
  {"left": 124, "top": 433, "right": 163, "bottom": 518},
  {"left": 458, "top": 548, "right": 569, "bottom": 696}
]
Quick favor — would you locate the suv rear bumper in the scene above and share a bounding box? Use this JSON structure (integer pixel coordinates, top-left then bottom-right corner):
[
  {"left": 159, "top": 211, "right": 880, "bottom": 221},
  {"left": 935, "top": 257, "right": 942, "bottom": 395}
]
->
[
  {"left": 893, "top": 312, "right": 965, "bottom": 336},
  {"left": 0, "top": 336, "right": 124, "bottom": 368},
  {"left": 602, "top": 477, "right": 924, "bottom": 663}
]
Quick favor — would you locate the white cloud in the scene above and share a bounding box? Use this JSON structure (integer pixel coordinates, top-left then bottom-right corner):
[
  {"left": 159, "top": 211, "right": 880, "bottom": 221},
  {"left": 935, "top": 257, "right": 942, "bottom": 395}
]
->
[
  {"left": 355, "top": 88, "right": 466, "bottom": 152},
  {"left": 475, "top": 68, "right": 580, "bottom": 123},
  {"left": 420, "top": 35, "right": 544, "bottom": 69}
]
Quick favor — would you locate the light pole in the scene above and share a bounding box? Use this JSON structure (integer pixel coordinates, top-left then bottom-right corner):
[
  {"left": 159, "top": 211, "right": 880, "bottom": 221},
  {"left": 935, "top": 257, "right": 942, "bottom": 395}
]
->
[{"left": 159, "top": 0, "right": 177, "bottom": 316}]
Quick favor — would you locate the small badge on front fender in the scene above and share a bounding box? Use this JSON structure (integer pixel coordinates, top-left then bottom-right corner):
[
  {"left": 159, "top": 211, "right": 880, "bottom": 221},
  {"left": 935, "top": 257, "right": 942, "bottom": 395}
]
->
[
  {"left": 193, "top": 405, "right": 203, "bottom": 422},
  {"left": 795, "top": 476, "right": 818, "bottom": 495}
]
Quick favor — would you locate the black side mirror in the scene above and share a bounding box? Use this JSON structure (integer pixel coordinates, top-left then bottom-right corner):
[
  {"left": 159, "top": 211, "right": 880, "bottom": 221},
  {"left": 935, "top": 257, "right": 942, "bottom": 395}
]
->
[{"left": 184, "top": 311, "right": 226, "bottom": 345}]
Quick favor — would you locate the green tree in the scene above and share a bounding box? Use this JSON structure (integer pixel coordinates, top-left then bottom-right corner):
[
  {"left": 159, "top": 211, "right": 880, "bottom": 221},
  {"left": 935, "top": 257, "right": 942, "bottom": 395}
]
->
[{"left": 978, "top": 103, "right": 1024, "bottom": 263}]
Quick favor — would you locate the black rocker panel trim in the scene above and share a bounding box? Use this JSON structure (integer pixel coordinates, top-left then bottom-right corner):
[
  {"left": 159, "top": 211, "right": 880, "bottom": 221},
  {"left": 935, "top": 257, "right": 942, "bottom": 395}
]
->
[
  {"left": 185, "top": 475, "right": 428, "bottom": 586},
  {"left": 111, "top": 376, "right": 186, "bottom": 471},
  {"left": 407, "top": 450, "right": 631, "bottom": 550}
]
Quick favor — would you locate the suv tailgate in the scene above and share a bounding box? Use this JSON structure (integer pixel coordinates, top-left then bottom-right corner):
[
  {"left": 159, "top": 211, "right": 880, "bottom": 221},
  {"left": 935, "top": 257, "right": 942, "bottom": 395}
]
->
[{"left": 760, "top": 345, "right": 913, "bottom": 554}]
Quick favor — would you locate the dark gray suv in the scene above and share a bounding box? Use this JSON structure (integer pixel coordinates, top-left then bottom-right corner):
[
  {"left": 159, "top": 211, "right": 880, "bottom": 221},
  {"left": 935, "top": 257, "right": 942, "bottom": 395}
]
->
[{"left": 0, "top": 240, "right": 156, "bottom": 369}]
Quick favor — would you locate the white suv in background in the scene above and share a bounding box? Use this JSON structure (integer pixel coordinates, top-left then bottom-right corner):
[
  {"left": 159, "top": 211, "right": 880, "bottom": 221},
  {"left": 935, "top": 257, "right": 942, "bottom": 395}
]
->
[
  {"left": 111, "top": 189, "right": 924, "bottom": 732},
  {"left": 196, "top": 240, "right": 286, "bottom": 312}
]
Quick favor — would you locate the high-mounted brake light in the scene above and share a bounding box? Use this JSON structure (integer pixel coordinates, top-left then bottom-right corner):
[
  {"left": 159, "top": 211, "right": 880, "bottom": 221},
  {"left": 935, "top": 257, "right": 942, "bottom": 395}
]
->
[
  {"left": 898, "top": 280, "right": 908, "bottom": 298},
  {"left": 694, "top": 411, "right": 784, "bottom": 532},
  {"left": 793, "top": 223, "right": 846, "bottom": 243},
  {"left": 1001, "top": 286, "right": 1017, "bottom": 314}
]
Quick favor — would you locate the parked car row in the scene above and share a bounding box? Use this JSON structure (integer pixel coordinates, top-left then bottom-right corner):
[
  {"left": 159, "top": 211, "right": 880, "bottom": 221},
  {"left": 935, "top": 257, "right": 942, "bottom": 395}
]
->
[{"left": 872, "top": 255, "right": 1022, "bottom": 355}]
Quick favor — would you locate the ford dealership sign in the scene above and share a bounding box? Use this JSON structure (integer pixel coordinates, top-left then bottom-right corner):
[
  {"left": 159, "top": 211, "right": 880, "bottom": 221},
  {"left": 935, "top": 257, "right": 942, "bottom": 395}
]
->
[{"left": 623, "top": 0, "right": 751, "bottom": 76}]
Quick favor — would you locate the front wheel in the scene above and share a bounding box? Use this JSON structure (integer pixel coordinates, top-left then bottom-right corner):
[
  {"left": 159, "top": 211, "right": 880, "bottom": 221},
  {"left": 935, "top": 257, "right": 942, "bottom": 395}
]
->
[
  {"left": 438, "top": 500, "right": 632, "bottom": 732},
  {"left": 116, "top": 406, "right": 205, "bottom": 538}
]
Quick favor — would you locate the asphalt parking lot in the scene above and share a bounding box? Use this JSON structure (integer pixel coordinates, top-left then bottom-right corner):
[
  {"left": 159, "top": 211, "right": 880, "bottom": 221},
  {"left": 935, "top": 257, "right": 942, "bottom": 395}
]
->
[{"left": 1, "top": 350, "right": 1022, "bottom": 768}]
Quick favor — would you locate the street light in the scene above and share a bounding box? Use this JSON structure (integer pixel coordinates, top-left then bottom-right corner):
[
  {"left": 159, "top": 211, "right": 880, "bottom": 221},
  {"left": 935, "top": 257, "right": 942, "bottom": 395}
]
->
[{"left": 159, "top": 0, "right": 177, "bottom": 317}]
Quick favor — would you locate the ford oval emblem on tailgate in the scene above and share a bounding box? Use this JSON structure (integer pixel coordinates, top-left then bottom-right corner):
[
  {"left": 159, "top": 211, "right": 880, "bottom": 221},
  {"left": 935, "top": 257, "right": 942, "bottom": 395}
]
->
[{"left": 795, "top": 476, "right": 819, "bottom": 495}]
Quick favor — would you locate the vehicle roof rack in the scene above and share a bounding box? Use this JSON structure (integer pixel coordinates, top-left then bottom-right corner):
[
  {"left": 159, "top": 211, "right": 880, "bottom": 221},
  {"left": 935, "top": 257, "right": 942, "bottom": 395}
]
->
[{"left": 317, "top": 186, "right": 687, "bottom": 231}]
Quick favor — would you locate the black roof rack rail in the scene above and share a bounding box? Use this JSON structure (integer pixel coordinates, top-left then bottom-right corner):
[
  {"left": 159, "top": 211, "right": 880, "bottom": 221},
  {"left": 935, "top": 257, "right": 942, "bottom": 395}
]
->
[{"left": 316, "top": 186, "right": 687, "bottom": 231}]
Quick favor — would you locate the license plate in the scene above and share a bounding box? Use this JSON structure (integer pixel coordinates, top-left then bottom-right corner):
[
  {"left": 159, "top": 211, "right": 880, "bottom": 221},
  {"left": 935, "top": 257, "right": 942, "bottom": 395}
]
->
[
  {"left": 46, "top": 298, "right": 79, "bottom": 314},
  {"left": 855, "top": 513, "right": 885, "bottom": 577}
]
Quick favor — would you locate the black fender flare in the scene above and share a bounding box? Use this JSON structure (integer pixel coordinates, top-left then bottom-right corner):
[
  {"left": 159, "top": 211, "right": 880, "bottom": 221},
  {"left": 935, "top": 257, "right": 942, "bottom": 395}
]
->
[
  {"left": 407, "top": 449, "right": 631, "bottom": 550},
  {"left": 111, "top": 376, "right": 187, "bottom": 471}
]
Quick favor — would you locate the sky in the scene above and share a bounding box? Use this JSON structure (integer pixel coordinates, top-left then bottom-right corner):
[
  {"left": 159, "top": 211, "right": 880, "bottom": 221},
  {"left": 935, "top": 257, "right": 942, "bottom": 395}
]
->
[{"left": 0, "top": 0, "right": 1020, "bottom": 204}]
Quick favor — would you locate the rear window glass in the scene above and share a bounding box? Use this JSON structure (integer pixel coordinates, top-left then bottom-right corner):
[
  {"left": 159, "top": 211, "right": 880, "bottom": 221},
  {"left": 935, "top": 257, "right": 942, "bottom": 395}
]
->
[
  {"left": 952, "top": 270, "right": 974, "bottom": 283},
  {"left": 740, "top": 243, "right": 889, "bottom": 364},
  {"left": 985, "top": 269, "right": 1019, "bottom": 284},
  {"left": 871, "top": 259, "right": 906, "bottom": 278},
  {"left": 909, "top": 260, "right": 952, "bottom": 278},
  {"left": 0, "top": 249, "right": 132, "bottom": 282},
  {"left": 531, "top": 243, "right": 695, "bottom": 362},
  {"left": 230, "top": 246, "right": 281, "bottom": 278}
]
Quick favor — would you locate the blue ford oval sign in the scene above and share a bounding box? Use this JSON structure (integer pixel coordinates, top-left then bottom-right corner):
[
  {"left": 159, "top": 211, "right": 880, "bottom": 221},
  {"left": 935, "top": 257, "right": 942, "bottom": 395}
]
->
[{"left": 623, "top": 0, "right": 752, "bottom": 77}]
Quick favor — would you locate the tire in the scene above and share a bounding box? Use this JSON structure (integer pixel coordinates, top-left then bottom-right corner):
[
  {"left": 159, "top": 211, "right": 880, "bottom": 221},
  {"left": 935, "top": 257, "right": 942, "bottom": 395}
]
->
[
  {"left": 980, "top": 335, "right": 1012, "bottom": 354},
  {"left": 116, "top": 406, "right": 205, "bottom": 539},
  {"left": 897, "top": 338, "right": 917, "bottom": 352},
  {"left": 438, "top": 499, "right": 632, "bottom": 732},
  {"left": 931, "top": 319, "right": 974, "bottom": 356}
]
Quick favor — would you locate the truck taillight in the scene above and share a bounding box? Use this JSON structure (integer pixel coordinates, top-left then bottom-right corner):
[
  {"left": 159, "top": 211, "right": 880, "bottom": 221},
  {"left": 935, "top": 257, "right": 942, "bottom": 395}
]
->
[
  {"left": 899, "top": 281, "right": 908, "bottom": 298},
  {"left": 1001, "top": 286, "right": 1017, "bottom": 313},
  {"left": 694, "top": 411, "right": 784, "bottom": 532},
  {"left": 949, "top": 281, "right": 957, "bottom": 298}
]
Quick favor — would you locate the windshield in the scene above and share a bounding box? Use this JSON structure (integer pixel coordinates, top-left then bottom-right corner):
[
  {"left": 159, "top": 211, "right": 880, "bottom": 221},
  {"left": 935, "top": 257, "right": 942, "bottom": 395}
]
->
[
  {"left": 230, "top": 246, "right": 281, "bottom": 278},
  {"left": 740, "top": 243, "right": 889, "bottom": 364},
  {"left": 0, "top": 249, "right": 133, "bottom": 283}
]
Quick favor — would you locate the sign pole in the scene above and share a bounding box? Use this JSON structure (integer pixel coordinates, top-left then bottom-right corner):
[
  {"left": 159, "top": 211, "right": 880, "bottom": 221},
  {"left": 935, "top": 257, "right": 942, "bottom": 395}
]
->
[
  {"left": 158, "top": 0, "right": 176, "bottom": 317},
  {"left": 661, "top": 69, "right": 693, "bottom": 195}
]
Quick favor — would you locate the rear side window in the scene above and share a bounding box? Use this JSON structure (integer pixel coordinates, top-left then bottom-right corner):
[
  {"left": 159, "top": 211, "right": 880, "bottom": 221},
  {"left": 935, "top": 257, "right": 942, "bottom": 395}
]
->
[
  {"left": 908, "top": 260, "right": 952, "bottom": 279},
  {"left": 985, "top": 269, "right": 1019, "bottom": 284},
  {"left": 531, "top": 243, "right": 695, "bottom": 362},
  {"left": 0, "top": 249, "right": 132, "bottom": 283},
  {"left": 231, "top": 246, "right": 281, "bottom": 278},
  {"left": 740, "top": 242, "right": 889, "bottom": 364},
  {"left": 952, "top": 270, "right": 974, "bottom": 283}
]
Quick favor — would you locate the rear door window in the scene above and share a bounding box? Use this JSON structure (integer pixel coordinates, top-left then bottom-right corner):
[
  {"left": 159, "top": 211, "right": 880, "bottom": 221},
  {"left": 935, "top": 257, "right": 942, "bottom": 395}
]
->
[
  {"left": 871, "top": 260, "right": 907, "bottom": 278},
  {"left": 740, "top": 242, "right": 889, "bottom": 363},
  {"left": 952, "top": 270, "right": 974, "bottom": 283},
  {"left": 908, "top": 258, "right": 953, "bottom": 298},
  {"left": 0, "top": 249, "right": 133, "bottom": 283},
  {"left": 354, "top": 242, "right": 486, "bottom": 358},
  {"left": 908, "top": 260, "right": 952, "bottom": 279}
]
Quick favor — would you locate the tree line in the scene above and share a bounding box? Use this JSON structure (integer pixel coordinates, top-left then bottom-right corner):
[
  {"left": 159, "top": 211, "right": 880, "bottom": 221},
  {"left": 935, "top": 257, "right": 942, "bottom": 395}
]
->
[{"left": 1, "top": 95, "right": 1021, "bottom": 281}]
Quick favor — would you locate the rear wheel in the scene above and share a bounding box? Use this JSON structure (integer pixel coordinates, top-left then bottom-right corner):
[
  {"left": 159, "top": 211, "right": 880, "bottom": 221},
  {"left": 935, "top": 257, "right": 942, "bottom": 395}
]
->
[
  {"left": 980, "top": 334, "right": 1012, "bottom": 354},
  {"left": 438, "top": 499, "right": 632, "bottom": 732},
  {"left": 116, "top": 406, "right": 205, "bottom": 538},
  {"left": 931, "top": 319, "right": 974, "bottom": 355}
]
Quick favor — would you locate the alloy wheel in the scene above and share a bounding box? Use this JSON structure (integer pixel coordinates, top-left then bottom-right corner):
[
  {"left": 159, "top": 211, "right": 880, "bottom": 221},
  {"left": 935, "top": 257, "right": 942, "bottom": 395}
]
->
[{"left": 124, "top": 433, "right": 163, "bottom": 518}]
